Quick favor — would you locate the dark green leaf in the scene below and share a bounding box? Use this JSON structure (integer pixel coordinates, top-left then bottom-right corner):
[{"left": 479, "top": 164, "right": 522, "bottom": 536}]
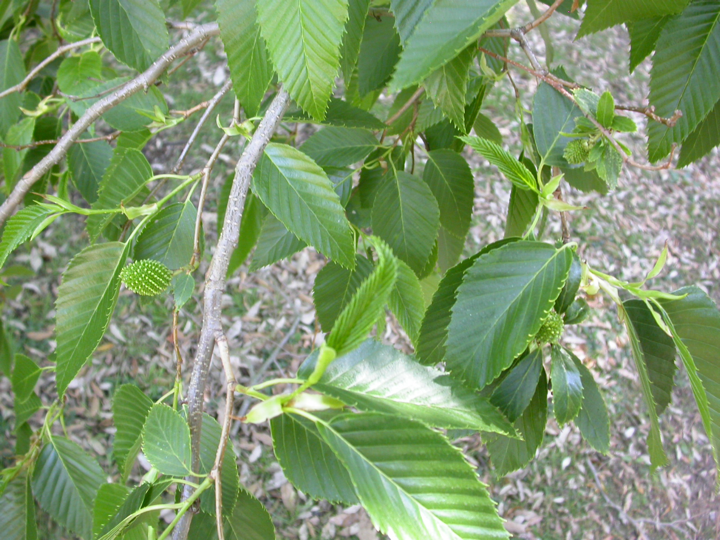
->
[
  {"left": 0, "top": 39, "right": 25, "bottom": 138},
  {"left": 551, "top": 345, "right": 584, "bottom": 424},
  {"left": 11, "top": 354, "right": 40, "bottom": 403},
  {"left": 172, "top": 273, "right": 195, "bottom": 310},
  {"left": 228, "top": 192, "right": 269, "bottom": 275},
  {"left": 390, "top": 0, "right": 433, "bottom": 42},
  {"left": 423, "top": 149, "right": 474, "bottom": 238},
  {"left": 505, "top": 185, "right": 538, "bottom": 238},
  {"left": 437, "top": 227, "right": 464, "bottom": 273},
  {"left": 490, "top": 349, "right": 543, "bottom": 423},
  {"left": 248, "top": 213, "right": 306, "bottom": 271},
  {"left": 357, "top": 16, "right": 402, "bottom": 96},
  {"left": 0, "top": 471, "right": 36, "bottom": 540},
  {"left": 446, "top": 241, "right": 573, "bottom": 389},
  {"left": 14, "top": 392, "right": 41, "bottom": 428},
  {"left": 473, "top": 112, "right": 503, "bottom": 145},
  {"left": 314, "top": 255, "right": 374, "bottom": 333},
  {"left": 56, "top": 242, "right": 129, "bottom": 398},
  {"left": 628, "top": 16, "right": 670, "bottom": 72},
  {"left": 142, "top": 404, "right": 192, "bottom": 477},
  {"left": 68, "top": 140, "right": 113, "bottom": 204},
  {"left": 198, "top": 414, "right": 239, "bottom": 516},
  {"left": 424, "top": 46, "right": 474, "bottom": 130},
  {"left": 389, "top": 259, "right": 426, "bottom": 343},
  {"left": 223, "top": 489, "right": 276, "bottom": 540},
  {"left": 134, "top": 201, "right": 196, "bottom": 271},
  {"left": 112, "top": 384, "right": 153, "bottom": 480},
  {"left": 93, "top": 484, "right": 129, "bottom": 539},
  {"left": 0, "top": 319, "right": 13, "bottom": 377},
  {"left": 3, "top": 117, "right": 34, "bottom": 192},
  {"left": 285, "top": 97, "right": 386, "bottom": 129},
  {"left": 555, "top": 253, "right": 581, "bottom": 314},
  {"left": 578, "top": 0, "right": 686, "bottom": 38},
  {"left": 677, "top": 98, "right": 720, "bottom": 167},
  {"left": 300, "top": 127, "right": 377, "bottom": 167},
  {"left": 566, "top": 348, "right": 610, "bottom": 452},
  {"left": 561, "top": 165, "right": 608, "bottom": 194},
  {"left": 341, "top": 0, "right": 372, "bottom": 80}
]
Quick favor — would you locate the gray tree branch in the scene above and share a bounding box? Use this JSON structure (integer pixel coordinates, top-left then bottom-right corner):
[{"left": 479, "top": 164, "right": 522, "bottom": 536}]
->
[
  {"left": 172, "top": 88, "right": 291, "bottom": 540},
  {"left": 0, "top": 23, "right": 220, "bottom": 227}
]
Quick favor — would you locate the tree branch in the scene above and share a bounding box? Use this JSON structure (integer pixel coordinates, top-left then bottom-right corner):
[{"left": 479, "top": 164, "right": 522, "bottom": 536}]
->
[
  {"left": 484, "top": 0, "right": 565, "bottom": 37},
  {"left": 172, "top": 88, "right": 291, "bottom": 540},
  {"left": 0, "top": 23, "right": 220, "bottom": 228},
  {"left": 615, "top": 105, "right": 683, "bottom": 128}
]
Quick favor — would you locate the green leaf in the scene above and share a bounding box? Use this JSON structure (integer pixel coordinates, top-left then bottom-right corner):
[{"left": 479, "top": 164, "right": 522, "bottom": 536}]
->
[
  {"left": 490, "top": 349, "right": 543, "bottom": 423},
  {"left": 300, "top": 340, "right": 515, "bottom": 435},
  {"left": 357, "top": 16, "right": 402, "bottom": 96},
  {"left": 252, "top": 143, "right": 355, "bottom": 268},
  {"left": 198, "top": 414, "right": 239, "bottom": 516},
  {"left": 3, "top": 117, "right": 34, "bottom": 192},
  {"left": 446, "top": 241, "right": 573, "bottom": 389},
  {"left": 624, "top": 300, "right": 676, "bottom": 415},
  {"left": 216, "top": 0, "right": 273, "bottom": 117},
  {"left": 341, "top": 0, "right": 372, "bottom": 80},
  {"left": 463, "top": 136, "right": 536, "bottom": 191},
  {"left": 97, "top": 480, "right": 167, "bottom": 539},
  {"left": 56, "top": 242, "right": 129, "bottom": 398},
  {"left": 0, "top": 319, "right": 12, "bottom": 377},
  {"left": 555, "top": 254, "right": 582, "bottom": 314},
  {"left": 578, "top": 0, "right": 686, "bottom": 38},
  {"left": 390, "top": 0, "right": 433, "bottom": 42},
  {"left": 0, "top": 40, "right": 25, "bottom": 138},
  {"left": 14, "top": 392, "right": 41, "bottom": 429},
  {"left": 134, "top": 202, "right": 196, "bottom": 271},
  {"left": 93, "top": 484, "right": 129, "bottom": 539},
  {"left": 596, "top": 91, "right": 615, "bottom": 129},
  {"left": 505, "top": 186, "right": 538, "bottom": 238},
  {"left": 0, "top": 205, "right": 56, "bottom": 272},
  {"left": 32, "top": 437, "right": 105, "bottom": 539},
  {"left": 256, "top": 0, "right": 349, "bottom": 119},
  {"left": 89, "top": 0, "right": 169, "bottom": 72},
  {"left": 181, "top": 0, "right": 203, "bottom": 18},
  {"left": 327, "top": 238, "right": 398, "bottom": 356},
  {"left": 566, "top": 348, "right": 610, "bottom": 452},
  {"left": 228, "top": 192, "right": 269, "bottom": 275},
  {"left": 372, "top": 170, "right": 440, "bottom": 275},
  {"left": 11, "top": 354, "right": 40, "bottom": 403},
  {"left": 423, "top": 149, "right": 474, "bottom": 239},
  {"left": 172, "top": 273, "right": 195, "bottom": 310},
  {"left": 561, "top": 165, "right": 608, "bottom": 194},
  {"left": 314, "top": 255, "right": 374, "bottom": 333},
  {"left": 648, "top": 1, "right": 720, "bottom": 161},
  {"left": 473, "top": 112, "right": 503, "bottom": 145},
  {"left": 677, "top": 98, "right": 720, "bottom": 167},
  {"left": 628, "top": 16, "right": 670, "bottom": 72},
  {"left": 390, "top": 0, "right": 518, "bottom": 90},
  {"left": 284, "top": 97, "right": 386, "bottom": 129},
  {"left": 437, "top": 226, "right": 464, "bottom": 273},
  {"left": 249, "top": 213, "right": 306, "bottom": 271},
  {"left": 550, "top": 345, "right": 584, "bottom": 424},
  {"left": 487, "top": 369, "right": 547, "bottom": 475},
  {"left": 300, "top": 127, "right": 377, "bottom": 167},
  {"left": 112, "top": 384, "right": 153, "bottom": 480},
  {"left": 318, "top": 412, "right": 508, "bottom": 539},
  {"left": 68, "top": 140, "right": 113, "bottom": 204},
  {"left": 622, "top": 304, "right": 668, "bottom": 469},
  {"left": 142, "top": 404, "right": 192, "bottom": 477},
  {"left": 0, "top": 471, "right": 36, "bottom": 540},
  {"left": 423, "top": 46, "right": 474, "bottom": 130},
  {"left": 86, "top": 148, "right": 154, "bottom": 241},
  {"left": 660, "top": 286, "right": 720, "bottom": 473},
  {"left": 271, "top": 412, "right": 359, "bottom": 504},
  {"left": 389, "top": 259, "right": 426, "bottom": 343},
  {"left": 223, "top": 489, "right": 276, "bottom": 540},
  {"left": 57, "top": 51, "right": 103, "bottom": 95}
]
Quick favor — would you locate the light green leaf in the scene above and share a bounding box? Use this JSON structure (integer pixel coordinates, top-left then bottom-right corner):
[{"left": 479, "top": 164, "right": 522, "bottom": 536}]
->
[
  {"left": 423, "top": 46, "right": 474, "bottom": 130},
  {"left": 357, "top": 16, "right": 402, "bottom": 96},
  {"left": 388, "top": 259, "right": 426, "bottom": 343},
  {"left": 463, "top": 136, "right": 536, "bottom": 191},
  {"left": 0, "top": 205, "right": 56, "bottom": 272},
  {"left": 134, "top": 201, "right": 196, "bottom": 271},
  {"left": 284, "top": 97, "right": 386, "bottom": 129},
  {"left": 678, "top": 98, "right": 720, "bottom": 167},
  {"left": 423, "top": 149, "right": 474, "bottom": 239},
  {"left": 32, "top": 437, "right": 105, "bottom": 540},
  {"left": 249, "top": 213, "right": 306, "bottom": 271},
  {"left": 487, "top": 370, "right": 547, "bottom": 475},
  {"left": 314, "top": 255, "right": 374, "bottom": 333},
  {"left": 327, "top": 238, "right": 398, "bottom": 357},
  {"left": 490, "top": 349, "right": 543, "bottom": 423},
  {"left": 216, "top": 0, "right": 273, "bottom": 117},
  {"left": 648, "top": 1, "right": 720, "bottom": 161},
  {"left": 271, "top": 412, "right": 359, "bottom": 504},
  {"left": 93, "top": 484, "right": 129, "bottom": 539},
  {"left": 578, "top": 0, "right": 686, "bottom": 38},
  {"left": 86, "top": 148, "right": 153, "bottom": 241},
  {"left": 252, "top": 143, "right": 355, "bottom": 268},
  {"left": 198, "top": 414, "right": 239, "bottom": 516},
  {"left": 3, "top": 117, "right": 34, "bottom": 191},
  {"left": 299, "top": 340, "right": 515, "bottom": 435},
  {"left": 660, "top": 286, "right": 720, "bottom": 473},
  {"left": 341, "top": 0, "right": 372, "bottom": 80},
  {"left": 89, "top": 0, "right": 169, "bottom": 72},
  {"left": 0, "top": 471, "right": 36, "bottom": 540},
  {"left": 172, "top": 273, "right": 195, "bottom": 310},
  {"left": 551, "top": 345, "right": 584, "bottom": 424},
  {"left": 0, "top": 40, "right": 25, "bottom": 138},
  {"left": 68, "top": 140, "right": 113, "bottom": 204},
  {"left": 390, "top": 0, "right": 518, "bottom": 91},
  {"left": 624, "top": 300, "right": 676, "bottom": 415},
  {"left": 628, "top": 16, "right": 670, "bottom": 72},
  {"left": 505, "top": 186, "right": 538, "bottom": 238},
  {"left": 181, "top": 0, "right": 203, "bottom": 18},
  {"left": 56, "top": 242, "right": 129, "bottom": 398},
  {"left": 596, "top": 91, "right": 615, "bottom": 128},
  {"left": 318, "top": 412, "right": 508, "bottom": 540},
  {"left": 372, "top": 170, "right": 440, "bottom": 275},
  {"left": 142, "top": 404, "right": 192, "bottom": 477},
  {"left": 300, "top": 127, "right": 377, "bottom": 167},
  {"left": 390, "top": 0, "right": 433, "bottom": 42},
  {"left": 112, "top": 384, "right": 153, "bottom": 480},
  {"left": 446, "top": 241, "right": 573, "bottom": 389},
  {"left": 256, "top": 0, "right": 349, "bottom": 119},
  {"left": 11, "top": 354, "right": 40, "bottom": 403},
  {"left": 57, "top": 51, "right": 103, "bottom": 95}
]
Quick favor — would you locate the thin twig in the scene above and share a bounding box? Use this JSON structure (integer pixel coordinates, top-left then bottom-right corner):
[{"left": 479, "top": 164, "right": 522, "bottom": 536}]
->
[
  {"left": 173, "top": 79, "right": 233, "bottom": 174},
  {"left": 0, "top": 37, "right": 101, "bottom": 100},
  {"left": 616, "top": 105, "right": 683, "bottom": 128},
  {"left": 386, "top": 87, "right": 425, "bottom": 126},
  {"left": 0, "top": 23, "right": 221, "bottom": 228},
  {"left": 172, "top": 88, "right": 291, "bottom": 540},
  {"left": 0, "top": 131, "right": 121, "bottom": 150},
  {"left": 484, "top": 0, "right": 565, "bottom": 37}
]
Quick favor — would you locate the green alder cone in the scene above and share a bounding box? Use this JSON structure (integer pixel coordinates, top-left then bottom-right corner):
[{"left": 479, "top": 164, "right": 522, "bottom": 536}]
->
[
  {"left": 563, "top": 139, "right": 590, "bottom": 164},
  {"left": 535, "top": 310, "right": 565, "bottom": 344},
  {"left": 120, "top": 260, "right": 173, "bottom": 296}
]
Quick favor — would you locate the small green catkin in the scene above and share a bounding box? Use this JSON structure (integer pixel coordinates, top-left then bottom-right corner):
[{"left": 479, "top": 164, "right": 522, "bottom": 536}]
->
[
  {"left": 563, "top": 139, "right": 590, "bottom": 164},
  {"left": 120, "top": 260, "right": 172, "bottom": 296},
  {"left": 535, "top": 310, "right": 564, "bottom": 344}
]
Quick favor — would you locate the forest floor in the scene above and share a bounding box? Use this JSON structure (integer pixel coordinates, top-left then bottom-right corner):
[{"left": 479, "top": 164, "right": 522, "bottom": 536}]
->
[{"left": 1, "top": 3, "right": 719, "bottom": 540}]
